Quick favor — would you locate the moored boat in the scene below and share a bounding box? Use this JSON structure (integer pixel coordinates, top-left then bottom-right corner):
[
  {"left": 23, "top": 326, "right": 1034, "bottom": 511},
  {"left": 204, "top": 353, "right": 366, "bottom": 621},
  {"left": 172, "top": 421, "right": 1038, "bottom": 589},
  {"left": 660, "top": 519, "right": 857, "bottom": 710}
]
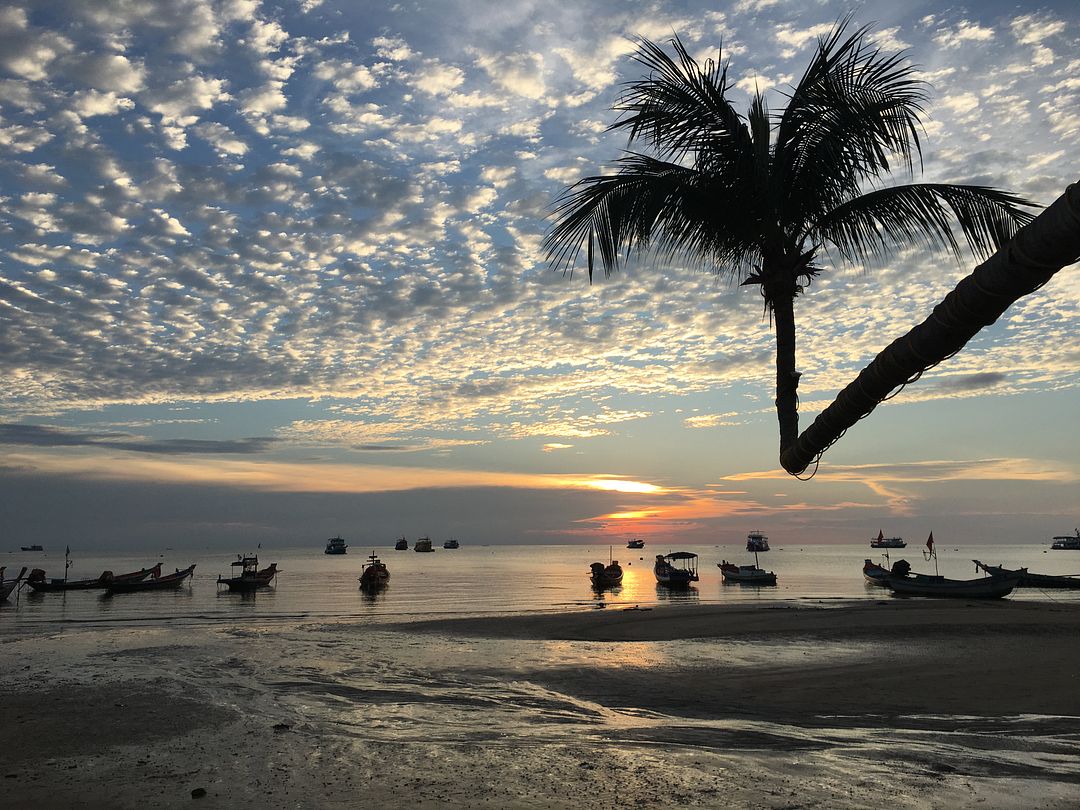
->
[
  {"left": 26, "top": 562, "right": 161, "bottom": 592},
  {"left": 443, "top": 539, "right": 460, "bottom": 549},
  {"left": 394, "top": 537, "right": 408, "bottom": 550},
  {"left": 359, "top": 553, "right": 390, "bottom": 590},
  {"left": 654, "top": 552, "right": 699, "bottom": 587},
  {"left": 20, "top": 545, "right": 43, "bottom": 552},
  {"left": 862, "top": 558, "right": 892, "bottom": 586},
  {"left": 626, "top": 538, "right": 644, "bottom": 549},
  {"left": 217, "top": 555, "right": 278, "bottom": 592},
  {"left": 885, "top": 568, "right": 1023, "bottom": 599},
  {"left": 719, "top": 559, "right": 776, "bottom": 585},
  {"left": 745, "top": 531, "right": 770, "bottom": 552},
  {"left": 414, "top": 537, "right": 433, "bottom": 552},
  {"left": 325, "top": 536, "right": 348, "bottom": 555},
  {"left": 106, "top": 564, "right": 196, "bottom": 593},
  {"left": 1, "top": 567, "right": 28, "bottom": 601},
  {"left": 973, "top": 560, "right": 1080, "bottom": 589},
  {"left": 1050, "top": 530, "right": 1080, "bottom": 550},
  {"left": 870, "top": 530, "right": 906, "bottom": 549}
]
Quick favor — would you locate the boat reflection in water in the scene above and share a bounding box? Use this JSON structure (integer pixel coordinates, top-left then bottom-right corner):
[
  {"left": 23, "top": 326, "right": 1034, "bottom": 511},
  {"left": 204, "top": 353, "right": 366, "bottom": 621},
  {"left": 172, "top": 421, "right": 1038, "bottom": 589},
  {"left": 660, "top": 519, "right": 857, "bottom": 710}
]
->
[{"left": 654, "top": 582, "right": 699, "bottom": 603}]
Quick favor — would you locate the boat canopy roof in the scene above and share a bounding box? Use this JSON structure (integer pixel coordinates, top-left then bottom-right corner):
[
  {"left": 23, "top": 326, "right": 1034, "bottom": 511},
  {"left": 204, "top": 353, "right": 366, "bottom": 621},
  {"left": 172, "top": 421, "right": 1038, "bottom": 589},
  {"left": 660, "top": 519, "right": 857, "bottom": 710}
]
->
[{"left": 664, "top": 551, "right": 698, "bottom": 560}]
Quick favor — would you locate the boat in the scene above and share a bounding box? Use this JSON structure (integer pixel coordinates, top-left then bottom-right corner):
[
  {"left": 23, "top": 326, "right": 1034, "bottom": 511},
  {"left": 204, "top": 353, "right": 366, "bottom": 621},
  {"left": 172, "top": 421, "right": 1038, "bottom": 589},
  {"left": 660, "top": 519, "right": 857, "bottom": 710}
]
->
[
  {"left": 443, "top": 539, "right": 460, "bottom": 549},
  {"left": 590, "top": 548, "right": 624, "bottom": 588},
  {"left": 862, "top": 558, "right": 892, "bottom": 586},
  {"left": 719, "top": 559, "right": 777, "bottom": 585},
  {"left": 414, "top": 537, "right": 433, "bottom": 552},
  {"left": 394, "top": 537, "right": 408, "bottom": 551},
  {"left": 745, "top": 531, "right": 770, "bottom": 552},
  {"left": 1, "top": 567, "right": 28, "bottom": 601},
  {"left": 1050, "top": 529, "right": 1080, "bottom": 550},
  {"left": 324, "top": 536, "right": 348, "bottom": 555},
  {"left": 973, "top": 560, "right": 1080, "bottom": 589},
  {"left": 626, "top": 538, "right": 644, "bottom": 549},
  {"left": 106, "top": 564, "right": 196, "bottom": 593},
  {"left": 870, "top": 530, "right": 906, "bottom": 549},
  {"left": 358, "top": 553, "right": 390, "bottom": 590},
  {"left": 217, "top": 555, "right": 278, "bottom": 592},
  {"left": 26, "top": 562, "right": 161, "bottom": 592},
  {"left": 20, "top": 545, "right": 43, "bottom": 552},
  {"left": 885, "top": 566, "right": 1024, "bottom": 599},
  {"left": 654, "top": 552, "right": 699, "bottom": 587}
]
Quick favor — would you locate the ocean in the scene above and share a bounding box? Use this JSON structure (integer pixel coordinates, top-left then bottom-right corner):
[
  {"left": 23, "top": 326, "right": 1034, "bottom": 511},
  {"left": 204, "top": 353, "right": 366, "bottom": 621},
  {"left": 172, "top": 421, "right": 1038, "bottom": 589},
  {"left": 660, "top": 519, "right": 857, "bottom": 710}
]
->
[{"left": 4, "top": 541, "right": 1078, "bottom": 632}]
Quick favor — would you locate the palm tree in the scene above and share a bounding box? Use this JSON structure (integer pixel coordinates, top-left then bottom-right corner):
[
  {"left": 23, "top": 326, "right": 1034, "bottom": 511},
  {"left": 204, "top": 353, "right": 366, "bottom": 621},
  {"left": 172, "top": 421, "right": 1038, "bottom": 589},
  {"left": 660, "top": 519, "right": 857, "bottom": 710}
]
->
[
  {"left": 544, "top": 21, "right": 1036, "bottom": 465},
  {"left": 781, "top": 182, "right": 1080, "bottom": 475}
]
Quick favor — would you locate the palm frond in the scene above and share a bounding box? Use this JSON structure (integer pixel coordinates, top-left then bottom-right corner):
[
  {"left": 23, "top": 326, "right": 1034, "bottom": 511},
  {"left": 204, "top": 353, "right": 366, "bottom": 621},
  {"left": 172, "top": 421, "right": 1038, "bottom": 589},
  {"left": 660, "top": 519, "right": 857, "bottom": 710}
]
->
[
  {"left": 776, "top": 19, "right": 929, "bottom": 227},
  {"left": 813, "top": 183, "right": 1039, "bottom": 267},
  {"left": 543, "top": 154, "right": 762, "bottom": 281},
  {"left": 614, "top": 35, "right": 750, "bottom": 163}
]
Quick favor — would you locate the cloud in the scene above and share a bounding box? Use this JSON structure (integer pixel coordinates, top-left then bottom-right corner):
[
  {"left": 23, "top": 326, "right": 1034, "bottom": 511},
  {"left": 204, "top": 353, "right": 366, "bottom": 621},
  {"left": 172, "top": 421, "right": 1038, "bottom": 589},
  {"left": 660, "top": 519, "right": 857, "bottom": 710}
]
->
[{"left": 0, "top": 424, "right": 276, "bottom": 455}]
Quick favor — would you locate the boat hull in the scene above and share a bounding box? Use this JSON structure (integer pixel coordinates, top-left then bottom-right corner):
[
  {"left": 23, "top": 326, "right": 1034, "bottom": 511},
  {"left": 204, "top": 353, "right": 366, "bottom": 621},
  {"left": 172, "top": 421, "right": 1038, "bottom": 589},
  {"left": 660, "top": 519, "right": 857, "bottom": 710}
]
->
[
  {"left": 721, "top": 570, "right": 777, "bottom": 585},
  {"left": 107, "top": 565, "right": 196, "bottom": 593},
  {"left": 27, "top": 564, "right": 161, "bottom": 592},
  {"left": 974, "top": 561, "right": 1080, "bottom": 589},
  {"left": 886, "top": 572, "right": 1022, "bottom": 599}
]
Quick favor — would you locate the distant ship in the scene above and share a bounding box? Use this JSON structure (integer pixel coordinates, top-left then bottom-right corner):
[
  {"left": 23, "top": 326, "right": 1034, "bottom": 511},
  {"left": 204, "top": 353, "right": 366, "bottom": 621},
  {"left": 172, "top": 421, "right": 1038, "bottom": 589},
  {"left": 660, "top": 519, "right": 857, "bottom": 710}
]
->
[
  {"left": 414, "top": 537, "right": 433, "bottom": 552},
  {"left": 1051, "top": 530, "right": 1080, "bottom": 550},
  {"left": 394, "top": 537, "right": 408, "bottom": 551},
  {"left": 20, "top": 545, "right": 44, "bottom": 552},
  {"left": 443, "top": 539, "right": 459, "bottom": 549},
  {"left": 626, "top": 538, "right": 644, "bottom": 549},
  {"left": 870, "top": 530, "right": 906, "bottom": 549},
  {"left": 324, "top": 536, "right": 348, "bottom": 555},
  {"left": 746, "top": 531, "right": 770, "bottom": 553}
]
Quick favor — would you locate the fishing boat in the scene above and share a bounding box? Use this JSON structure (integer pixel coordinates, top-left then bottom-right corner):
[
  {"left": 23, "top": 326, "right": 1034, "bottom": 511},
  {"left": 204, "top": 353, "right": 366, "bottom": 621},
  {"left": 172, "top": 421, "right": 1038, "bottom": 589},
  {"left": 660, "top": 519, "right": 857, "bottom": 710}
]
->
[
  {"left": 217, "top": 556, "right": 278, "bottom": 592},
  {"left": 443, "top": 539, "right": 460, "bottom": 549},
  {"left": 590, "top": 547, "right": 623, "bottom": 588},
  {"left": 654, "top": 552, "right": 699, "bottom": 587},
  {"left": 106, "top": 564, "right": 196, "bottom": 593},
  {"left": 20, "top": 545, "right": 43, "bottom": 552},
  {"left": 626, "top": 538, "right": 644, "bottom": 549},
  {"left": 718, "top": 559, "right": 777, "bottom": 585},
  {"left": 324, "top": 536, "right": 348, "bottom": 555},
  {"left": 394, "top": 537, "right": 408, "bottom": 550},
  {"left": 885, "top": 569, "right": 1024, "bottom": 599},
  {"left": 358, "top": 553, "right": 390, "bottom": 590},
  {"left": 870, "top": 530, "right": 906, "bottom": 549},
  {"left": 26, "top": 562, "right": 161, "bottom": 592},
  {"left": 745, "top": 531, "right": 770, "bottom": 552},
  {"left": 862, "top": 558, "right": 892, "bottom": 586},
  {"left": 414, "top": 537, "right": 433, "bottom": 552},
  {"left": 973, "top": 560, "right": 1080, "bottom": 589},
  {"left": 1050, "top": 530, "right": 1080, "bottom": 550},
  {"left": 1, "top": 567, "right": 28, "bottom": 601}
]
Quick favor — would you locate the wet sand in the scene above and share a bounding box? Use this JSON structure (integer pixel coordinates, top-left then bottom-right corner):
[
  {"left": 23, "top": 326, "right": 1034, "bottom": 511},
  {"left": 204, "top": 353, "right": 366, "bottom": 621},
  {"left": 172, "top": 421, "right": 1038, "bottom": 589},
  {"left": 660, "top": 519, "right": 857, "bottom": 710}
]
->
[{"left": 2, "top": 600, "right": 1079, "bottom": 808}]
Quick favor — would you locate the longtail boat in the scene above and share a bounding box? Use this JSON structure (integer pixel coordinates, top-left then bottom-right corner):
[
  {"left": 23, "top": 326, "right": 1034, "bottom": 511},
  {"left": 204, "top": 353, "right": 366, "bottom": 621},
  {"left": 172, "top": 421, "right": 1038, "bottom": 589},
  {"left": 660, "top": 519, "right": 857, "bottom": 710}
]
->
[
  {"left": 26, "top": 563, "right": 162, "bottom": 592},
  {"left": 1, "top": 567, "right": 28, "bottom": 601},
  {"left": 885, "top": 569, "right": 1023, "bottom": 599},
  {"left": 217, "top": 555, "right": 278, "bottom": 592},
  {"left": 973, "top": 560, "right": 1080, "bottom": 590},
  {"left": 106, "top": 564, "right": 195, "bottom": 593}
]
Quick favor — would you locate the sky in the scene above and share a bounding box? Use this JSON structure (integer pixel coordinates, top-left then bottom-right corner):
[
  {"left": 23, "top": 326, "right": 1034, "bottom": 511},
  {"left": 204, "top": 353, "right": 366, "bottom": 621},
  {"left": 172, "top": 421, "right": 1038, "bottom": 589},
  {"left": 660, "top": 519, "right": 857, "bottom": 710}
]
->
[{"left": 1, "top": 0, "right": 1078, "bottom": 551}]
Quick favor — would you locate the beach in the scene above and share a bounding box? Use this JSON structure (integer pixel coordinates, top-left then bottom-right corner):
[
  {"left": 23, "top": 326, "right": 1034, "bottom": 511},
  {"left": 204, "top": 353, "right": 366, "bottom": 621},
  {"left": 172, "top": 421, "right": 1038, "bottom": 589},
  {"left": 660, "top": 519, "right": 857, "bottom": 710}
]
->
[{"left": 3, "top": 598, "right": 1079, "bottom": 809}]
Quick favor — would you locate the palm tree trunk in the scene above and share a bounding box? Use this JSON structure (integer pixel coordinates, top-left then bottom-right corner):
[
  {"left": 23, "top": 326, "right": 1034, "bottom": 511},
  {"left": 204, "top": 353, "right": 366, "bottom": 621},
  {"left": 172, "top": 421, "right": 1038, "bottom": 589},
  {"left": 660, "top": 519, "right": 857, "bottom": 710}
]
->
[
  {"left": 780, "top": 181, "right": 1080, "bottom": 476},
  {"left": 772, "top": 292, "right": 800, "bottom": 454}
]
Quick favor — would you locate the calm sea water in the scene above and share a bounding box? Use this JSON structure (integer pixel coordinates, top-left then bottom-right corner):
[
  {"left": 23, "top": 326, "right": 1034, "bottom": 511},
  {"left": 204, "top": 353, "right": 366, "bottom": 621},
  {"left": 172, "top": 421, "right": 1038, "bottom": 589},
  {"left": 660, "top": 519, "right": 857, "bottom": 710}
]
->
[{"left": 3, "top": 541, "right": 1079, "bottom": 633}]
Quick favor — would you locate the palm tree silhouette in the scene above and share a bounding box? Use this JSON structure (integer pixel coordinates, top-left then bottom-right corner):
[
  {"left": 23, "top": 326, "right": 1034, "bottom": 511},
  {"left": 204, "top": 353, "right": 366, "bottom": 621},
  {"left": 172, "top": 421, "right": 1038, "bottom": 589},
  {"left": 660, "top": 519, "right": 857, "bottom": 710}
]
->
[{"left": 545, "top": 21, "right": 1036, "bottom": 465}]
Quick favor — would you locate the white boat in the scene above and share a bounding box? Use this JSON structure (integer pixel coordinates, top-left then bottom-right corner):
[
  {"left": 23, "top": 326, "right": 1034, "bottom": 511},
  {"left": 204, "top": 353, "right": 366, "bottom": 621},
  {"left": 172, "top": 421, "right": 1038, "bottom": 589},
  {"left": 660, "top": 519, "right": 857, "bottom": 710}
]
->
[
  {"left": 414, "top": 537, "right": 433, "bottom": 552},
  {"left": 718, "top": 560, "right": 776, "bottom": 585},
  {"left": 1050, "top": 529, "right": 1080, "bottom": 550},
  {"left": 324, "top": 536, "right": 348, "bottom": 555},
  {"left": 870, "top": 530, "right": 906, "bottom": 549},
  {"left": 745, "top": 531, "right": 770, "bottom": 552}
]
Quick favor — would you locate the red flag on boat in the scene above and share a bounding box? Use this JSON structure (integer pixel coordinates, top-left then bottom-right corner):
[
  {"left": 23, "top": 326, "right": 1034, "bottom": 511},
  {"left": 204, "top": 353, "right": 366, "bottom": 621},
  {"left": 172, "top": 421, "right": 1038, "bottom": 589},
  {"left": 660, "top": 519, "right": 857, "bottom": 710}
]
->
[{"left": 926, "top": 532, "right": 934, "bottom": 552}]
